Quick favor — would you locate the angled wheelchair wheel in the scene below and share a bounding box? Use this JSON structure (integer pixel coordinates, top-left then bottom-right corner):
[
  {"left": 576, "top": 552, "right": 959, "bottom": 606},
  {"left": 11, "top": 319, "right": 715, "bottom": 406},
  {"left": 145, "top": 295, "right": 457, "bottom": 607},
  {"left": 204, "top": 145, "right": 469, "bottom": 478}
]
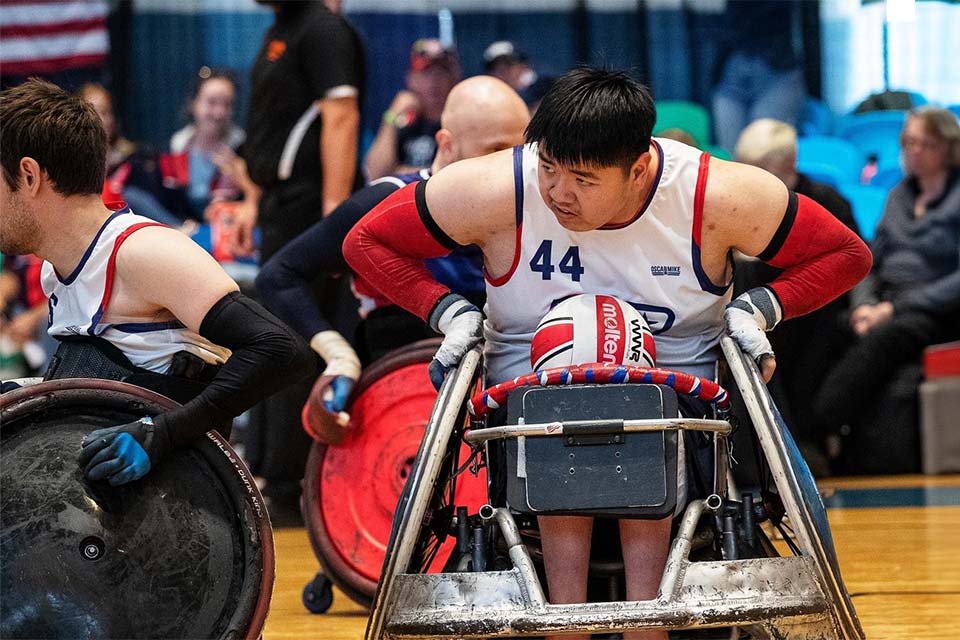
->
[
  {"left": 0, "top": 379, "right": 273, "bottom": 640},
  {"left": 721, "top": 337, "right": 864, "bottom": 639},
  {"left": 303, "top": 339, "right": 487, "bottom": 609}
]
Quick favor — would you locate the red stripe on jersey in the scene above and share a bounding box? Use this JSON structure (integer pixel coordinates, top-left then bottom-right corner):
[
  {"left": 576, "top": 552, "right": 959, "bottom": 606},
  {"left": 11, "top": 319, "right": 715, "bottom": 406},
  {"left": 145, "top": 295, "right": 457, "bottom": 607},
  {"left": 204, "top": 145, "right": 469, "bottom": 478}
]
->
[
  {"left": 484, "top": 223, "right": 523, "bottom": 287},
  {"left": 0, "top": 16, "right": 105, "bottom": 38},
  {"left": 99, "top": 222, "right": 166, "bottom": 319},
  {"left": 692, "top": 151, "right": 710, "bottom": 248},
  {"left": 596, "top": 295, "right": 625, "bottom": 365}
]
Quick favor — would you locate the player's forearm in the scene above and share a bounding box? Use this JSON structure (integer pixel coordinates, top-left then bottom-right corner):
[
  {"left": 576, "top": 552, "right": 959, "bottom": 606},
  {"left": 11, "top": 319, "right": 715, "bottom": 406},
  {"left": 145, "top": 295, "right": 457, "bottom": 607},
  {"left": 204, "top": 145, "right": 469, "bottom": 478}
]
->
[
  {"left": 761, "top": 193, "right": 873, "bottom": 320},
  {"left": 154, "top": 292, "right": 317, "bottom": 448},
  {"left": 320, "top": 108, "right": 359, "bottom": 215},
  {"left": 343, "top": 182, "right": 454, "bottom": 320}
]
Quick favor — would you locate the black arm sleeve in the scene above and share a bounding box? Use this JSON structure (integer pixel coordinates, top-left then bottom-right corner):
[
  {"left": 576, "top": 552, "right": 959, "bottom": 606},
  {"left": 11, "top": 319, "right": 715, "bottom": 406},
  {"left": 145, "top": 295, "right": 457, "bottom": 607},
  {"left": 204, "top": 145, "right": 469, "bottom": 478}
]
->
[
  {"left": 154, "top": 292, "right": 317, "bottom": 448},
  {"left": 255, "top": 181, "right": 400, "bottom": 339}
]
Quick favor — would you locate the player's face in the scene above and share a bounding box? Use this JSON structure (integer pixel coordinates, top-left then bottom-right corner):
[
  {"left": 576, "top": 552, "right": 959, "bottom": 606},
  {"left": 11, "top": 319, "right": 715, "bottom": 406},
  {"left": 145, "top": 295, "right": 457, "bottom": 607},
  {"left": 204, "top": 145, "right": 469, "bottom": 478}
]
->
[
  {"left": 537, "top": 152, "right": 642, "bottom": 231},
  {"left": 192, "top": 78, "right": 235, "bottom": 140},
  {"left": 0, "top": 176, "right": 40, "bottom": 255}
]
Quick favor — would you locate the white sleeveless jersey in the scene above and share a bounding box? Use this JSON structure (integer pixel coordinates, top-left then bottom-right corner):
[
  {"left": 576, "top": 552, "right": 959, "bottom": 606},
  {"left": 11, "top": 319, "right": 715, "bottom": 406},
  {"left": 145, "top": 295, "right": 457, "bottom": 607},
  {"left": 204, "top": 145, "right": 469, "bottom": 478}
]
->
[
  {"left": 483, "top": 138, "right": 731, "bottom": 384},
  {"left": 41, "top": 209, "right": 231, "bottom": 373}
]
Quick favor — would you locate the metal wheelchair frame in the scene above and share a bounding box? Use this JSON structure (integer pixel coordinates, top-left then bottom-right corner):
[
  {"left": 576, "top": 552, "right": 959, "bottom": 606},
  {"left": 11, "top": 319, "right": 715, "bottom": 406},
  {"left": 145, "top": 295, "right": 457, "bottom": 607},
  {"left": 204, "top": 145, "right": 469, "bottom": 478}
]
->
[{"left": 365, "top": 337, "right": 864, "bottom": 639}]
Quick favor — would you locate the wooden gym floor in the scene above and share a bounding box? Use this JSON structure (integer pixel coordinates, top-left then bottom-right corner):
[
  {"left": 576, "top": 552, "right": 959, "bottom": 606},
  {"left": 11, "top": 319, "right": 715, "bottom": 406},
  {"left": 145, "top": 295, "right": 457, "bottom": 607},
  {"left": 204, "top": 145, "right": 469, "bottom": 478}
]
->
[{"left": 263, "top": 474, "right": 960, "bottom": 640}]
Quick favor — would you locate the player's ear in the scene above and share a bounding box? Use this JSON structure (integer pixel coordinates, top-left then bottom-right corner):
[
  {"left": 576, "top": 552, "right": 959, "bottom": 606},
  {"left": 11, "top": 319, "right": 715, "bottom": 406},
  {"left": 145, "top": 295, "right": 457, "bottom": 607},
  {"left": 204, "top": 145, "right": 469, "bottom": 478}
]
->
[
  {"left": 629, "top": 151, "right": 650, "bottom": 185},
  {"left": 19, "top": 157, "right": 43, "bottom": 195},
  {"left": 435, "top": 128, "right": 453, "bottom": 155}
]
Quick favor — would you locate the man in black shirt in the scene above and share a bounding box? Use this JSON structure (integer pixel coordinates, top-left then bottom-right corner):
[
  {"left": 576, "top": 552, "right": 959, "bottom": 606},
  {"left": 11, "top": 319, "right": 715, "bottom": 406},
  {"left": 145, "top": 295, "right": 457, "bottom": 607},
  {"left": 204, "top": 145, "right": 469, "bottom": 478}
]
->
[
  {"left": 254, "top": 77, "right": 529, "bottom": 437},
  {"left": 236, "top": 0, "right": 366, "bottom": 520},
  {"left": 238, "top": 0, "right": 365, "bottom": 259},
  {"left": 733, "top": 118, "right": 861, "bottom": 472}
]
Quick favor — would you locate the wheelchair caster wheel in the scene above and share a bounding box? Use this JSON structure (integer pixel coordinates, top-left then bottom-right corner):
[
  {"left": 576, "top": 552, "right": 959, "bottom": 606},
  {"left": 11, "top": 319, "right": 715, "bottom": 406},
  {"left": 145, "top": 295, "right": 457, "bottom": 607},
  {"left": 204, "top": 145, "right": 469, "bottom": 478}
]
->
[{"left": 302, "top": 571, "right": 334, "bottom": 614}]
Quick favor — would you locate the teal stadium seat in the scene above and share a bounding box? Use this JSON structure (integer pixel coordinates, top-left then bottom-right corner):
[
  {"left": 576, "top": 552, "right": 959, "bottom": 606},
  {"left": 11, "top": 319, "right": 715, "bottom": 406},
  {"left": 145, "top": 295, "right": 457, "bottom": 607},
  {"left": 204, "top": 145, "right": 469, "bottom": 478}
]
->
[
  {"left": 839, "top": 184, "right": 889, "bottom": 242},
  {"left": 797, "top": 136, "right": 862, "bottom": 186},
  {"left": 870, "top": 165, "right": 904, "bottom": 191},
  {"left": 705, "top": 145, "right": 731, "bottom": 161},
  {"left": 798, "top": 96, "right": 834, "bottom": 136},
  {"left": 653, "top": 100, "right": 711, "bottom": 148},
  {"left": 835, "top": 111, "right": 906, "bottom": 170}
]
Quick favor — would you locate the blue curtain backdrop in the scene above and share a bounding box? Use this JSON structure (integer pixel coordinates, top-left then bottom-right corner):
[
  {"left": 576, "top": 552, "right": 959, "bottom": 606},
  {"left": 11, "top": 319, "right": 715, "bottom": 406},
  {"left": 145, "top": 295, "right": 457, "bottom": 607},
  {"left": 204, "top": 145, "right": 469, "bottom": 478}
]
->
[{"left": 115, "top": 1, "right": 814, "bottom": 151}]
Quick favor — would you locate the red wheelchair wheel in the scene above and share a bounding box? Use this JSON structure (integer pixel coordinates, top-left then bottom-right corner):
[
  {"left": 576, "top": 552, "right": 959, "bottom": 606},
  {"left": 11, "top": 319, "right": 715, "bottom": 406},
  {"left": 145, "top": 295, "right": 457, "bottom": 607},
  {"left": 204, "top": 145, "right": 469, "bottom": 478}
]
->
[{"left": 302, "top": 340, "right": 488, "bottom": 607}]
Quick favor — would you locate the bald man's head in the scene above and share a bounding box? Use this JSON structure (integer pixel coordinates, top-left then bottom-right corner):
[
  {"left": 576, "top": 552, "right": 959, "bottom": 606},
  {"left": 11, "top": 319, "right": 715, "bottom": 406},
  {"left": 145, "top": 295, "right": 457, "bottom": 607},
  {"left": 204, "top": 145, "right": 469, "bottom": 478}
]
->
[{"left": 434, "top": 76, "right": 530, "bottom": 169}]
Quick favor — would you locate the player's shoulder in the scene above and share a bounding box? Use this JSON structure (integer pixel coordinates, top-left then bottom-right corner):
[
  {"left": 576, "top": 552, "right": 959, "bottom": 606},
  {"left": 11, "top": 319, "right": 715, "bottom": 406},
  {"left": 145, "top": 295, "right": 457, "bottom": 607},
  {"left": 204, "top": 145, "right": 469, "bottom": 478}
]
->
[
  {"left": 426, "top": 148, "right": 520, "bottom": 241},
  {"left": 703, "top": 156, "right": 788, "bottom": 219},
  {"left": 114, "top": 224, "right": 212, "bottom": 270},
  {"left": 429, "top": 147, "right": 517, "bottom": 199}
]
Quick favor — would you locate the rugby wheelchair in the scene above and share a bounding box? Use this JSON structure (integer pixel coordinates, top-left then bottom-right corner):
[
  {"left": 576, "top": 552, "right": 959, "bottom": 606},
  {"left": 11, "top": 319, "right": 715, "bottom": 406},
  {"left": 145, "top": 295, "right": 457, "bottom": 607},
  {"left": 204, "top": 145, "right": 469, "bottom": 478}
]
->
[
  {"left": 357, "top": 336, "right": 864, "bottom": 639},
  {"left": 0, "top": 378, "right": 273, "bottom": 640}
]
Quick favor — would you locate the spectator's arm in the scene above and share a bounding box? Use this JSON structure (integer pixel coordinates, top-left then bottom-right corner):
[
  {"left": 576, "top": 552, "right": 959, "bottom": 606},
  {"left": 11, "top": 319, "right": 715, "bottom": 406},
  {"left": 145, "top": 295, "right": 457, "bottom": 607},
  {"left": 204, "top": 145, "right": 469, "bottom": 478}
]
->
[
  {"left": 896, "top": 267, "right": 960, "bottom": 315},
  {"left": 364, "top": 91, "right": 420, "bottom": 181},
  {"left": 319, "top": 96, "right": 360, "bottom": 216}
]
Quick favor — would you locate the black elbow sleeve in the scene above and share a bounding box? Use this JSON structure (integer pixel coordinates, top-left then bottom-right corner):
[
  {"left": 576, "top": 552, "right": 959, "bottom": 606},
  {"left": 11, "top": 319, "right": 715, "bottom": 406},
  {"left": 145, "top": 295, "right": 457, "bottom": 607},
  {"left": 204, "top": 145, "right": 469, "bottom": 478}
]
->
[{"left": 155, "top": 291, "right": 317, "bottom": 448}]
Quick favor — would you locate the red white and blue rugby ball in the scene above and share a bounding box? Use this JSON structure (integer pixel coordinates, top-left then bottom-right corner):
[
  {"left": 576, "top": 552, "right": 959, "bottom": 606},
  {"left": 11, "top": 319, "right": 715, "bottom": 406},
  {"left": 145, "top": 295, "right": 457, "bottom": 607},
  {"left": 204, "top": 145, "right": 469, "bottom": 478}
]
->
[{"left": 530, "top": 294, "right": 656, "bottom": 372}]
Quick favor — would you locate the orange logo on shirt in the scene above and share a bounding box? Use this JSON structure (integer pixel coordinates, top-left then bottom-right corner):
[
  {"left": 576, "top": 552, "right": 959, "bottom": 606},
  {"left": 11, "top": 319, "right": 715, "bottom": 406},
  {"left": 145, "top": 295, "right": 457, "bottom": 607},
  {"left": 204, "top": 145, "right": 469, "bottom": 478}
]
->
[{"left": 267, "top": 40, "right": 287, "bottom": 61}]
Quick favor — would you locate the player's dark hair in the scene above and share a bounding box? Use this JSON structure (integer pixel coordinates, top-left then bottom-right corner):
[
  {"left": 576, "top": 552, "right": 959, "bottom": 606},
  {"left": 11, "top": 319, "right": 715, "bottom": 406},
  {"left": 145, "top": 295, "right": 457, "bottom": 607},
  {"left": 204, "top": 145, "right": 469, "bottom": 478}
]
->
[
  {"left": 1, "top": 78, "right": 106, "bottom": 196},
  {"left": 525, "top": 67, "right": 655, "bottom": 171}
]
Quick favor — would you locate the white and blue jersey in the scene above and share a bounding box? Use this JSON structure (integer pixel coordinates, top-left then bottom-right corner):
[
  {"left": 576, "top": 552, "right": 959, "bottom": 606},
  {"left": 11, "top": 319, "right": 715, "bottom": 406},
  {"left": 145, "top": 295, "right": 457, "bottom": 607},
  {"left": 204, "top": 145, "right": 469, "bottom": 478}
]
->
[
  {"left": 483, "top": 138, "right": 732, "bottom": 384},
  {"left": 40, "top": 209, "right": 231, "bottom": 373}
]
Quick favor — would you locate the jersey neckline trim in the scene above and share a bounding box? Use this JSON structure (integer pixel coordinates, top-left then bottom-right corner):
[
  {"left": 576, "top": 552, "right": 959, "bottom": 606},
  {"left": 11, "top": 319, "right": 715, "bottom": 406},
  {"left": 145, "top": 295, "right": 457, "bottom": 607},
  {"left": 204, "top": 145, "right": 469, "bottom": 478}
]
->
[
  {"left": 56, "top": 208, "right": 129, "bottom": 286},
  {"left": 599, "top": 139, "right": 664, "bottom": 231}
]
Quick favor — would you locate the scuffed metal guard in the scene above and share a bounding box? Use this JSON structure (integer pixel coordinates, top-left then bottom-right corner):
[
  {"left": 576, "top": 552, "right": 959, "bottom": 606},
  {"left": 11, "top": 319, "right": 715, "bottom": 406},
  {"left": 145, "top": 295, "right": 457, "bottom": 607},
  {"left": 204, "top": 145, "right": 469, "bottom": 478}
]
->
[{"left": 366, "top": 340, "right": 864, "bottom": 639}]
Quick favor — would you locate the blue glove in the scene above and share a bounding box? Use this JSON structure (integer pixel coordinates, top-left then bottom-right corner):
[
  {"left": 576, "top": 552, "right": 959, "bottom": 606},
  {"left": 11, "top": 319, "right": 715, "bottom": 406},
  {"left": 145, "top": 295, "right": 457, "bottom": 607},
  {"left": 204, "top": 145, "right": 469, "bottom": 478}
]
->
[
  {"left": 78, "top": 417, "right": 171, "bottom": 486},
  {"left": 324, "top": 375, "right": 354, "bottom": 413}
]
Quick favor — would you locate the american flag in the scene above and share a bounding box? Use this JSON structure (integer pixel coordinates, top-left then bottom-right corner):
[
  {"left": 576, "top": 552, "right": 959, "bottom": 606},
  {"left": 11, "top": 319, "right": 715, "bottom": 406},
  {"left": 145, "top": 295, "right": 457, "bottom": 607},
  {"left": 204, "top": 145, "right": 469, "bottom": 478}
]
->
[{"left": 0, "top": 0, "right": 109, "bottom": 77}]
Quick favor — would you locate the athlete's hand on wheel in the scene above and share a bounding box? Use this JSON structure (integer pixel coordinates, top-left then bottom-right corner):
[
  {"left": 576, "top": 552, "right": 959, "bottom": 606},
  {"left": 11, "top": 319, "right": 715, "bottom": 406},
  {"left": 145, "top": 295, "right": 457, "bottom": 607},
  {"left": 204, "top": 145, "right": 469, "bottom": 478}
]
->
[
  {"left": 78, "top": 417, "right": 171, "bottom": 486},
  {"left": 428, "top": 293, "right": 483, "bottom": 389},
  {"left": 724, "top": 287, "right": 782, "bottom": 383},
  {"left": 309, "top": 331, "right": 361, "bottom": 414},
  {"left": 303, "top": 332, "right": 359, "bottom": 440}
]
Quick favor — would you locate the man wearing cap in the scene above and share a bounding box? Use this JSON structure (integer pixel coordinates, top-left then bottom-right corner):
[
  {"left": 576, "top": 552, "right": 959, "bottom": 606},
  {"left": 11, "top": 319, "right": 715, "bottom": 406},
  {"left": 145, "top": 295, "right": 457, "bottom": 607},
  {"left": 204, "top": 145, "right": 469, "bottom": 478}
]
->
[
  {"left": 364, "top": 39, "right": 461, "bottom": 180},
  {"left": 483, "top": 40, "right": 537, "bottom": 93}
]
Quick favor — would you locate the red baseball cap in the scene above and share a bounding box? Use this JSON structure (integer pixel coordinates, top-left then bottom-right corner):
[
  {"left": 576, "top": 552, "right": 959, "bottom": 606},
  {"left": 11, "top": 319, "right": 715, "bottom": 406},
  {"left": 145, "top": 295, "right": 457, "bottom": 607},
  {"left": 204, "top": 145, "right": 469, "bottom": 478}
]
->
[{"left": 409, "top": 38, "right": 458, "bottom": 73}]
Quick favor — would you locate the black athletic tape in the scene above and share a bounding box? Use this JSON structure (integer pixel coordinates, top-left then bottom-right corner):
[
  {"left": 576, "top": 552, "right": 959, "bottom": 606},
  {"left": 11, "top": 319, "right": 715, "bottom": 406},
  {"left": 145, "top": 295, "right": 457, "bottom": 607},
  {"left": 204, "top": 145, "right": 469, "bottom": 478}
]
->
[
  {"left": 428, "top": 292, "right": 461, "bottom": 332},
  {"left": 415, "top": 180, "right": 460, "bottom": 251},
  {"left": 746, "top": 287, "right": 781, "bottom": 327},
  {"left": 757, "top": 191, "right": 798, "bottom": 263},
  {"left": 727, "top": 299, "right": 754, "bottom": 315}
]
